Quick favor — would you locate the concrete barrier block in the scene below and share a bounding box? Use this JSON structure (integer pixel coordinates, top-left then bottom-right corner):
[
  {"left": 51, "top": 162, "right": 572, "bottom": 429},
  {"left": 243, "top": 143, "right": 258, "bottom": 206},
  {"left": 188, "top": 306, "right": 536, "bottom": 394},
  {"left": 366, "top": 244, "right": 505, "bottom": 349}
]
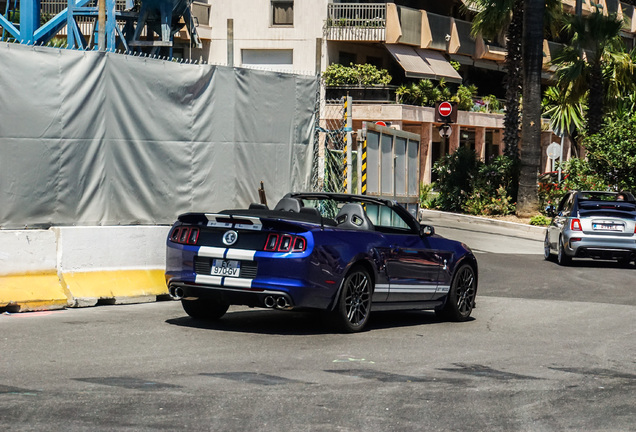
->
[
  {"left": 62, "top": 269, "right": 167, "bottom": 307},
  {"left": 0, "top": 230, "right": 69, "bottom": 311},
  {"left": 0, "top": 230, "right": 58, "bottom": 276},
  {"left": 54, "top": 226, "right": 170, "bottom": 306},
  {"left": 0, "top": 273, "right": 69, "bottom": 311}
]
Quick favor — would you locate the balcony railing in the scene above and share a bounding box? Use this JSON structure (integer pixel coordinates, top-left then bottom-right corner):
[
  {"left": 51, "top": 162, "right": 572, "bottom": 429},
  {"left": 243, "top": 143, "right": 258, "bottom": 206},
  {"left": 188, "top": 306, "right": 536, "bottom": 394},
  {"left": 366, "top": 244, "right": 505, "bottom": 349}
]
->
[
  {"left": 326, "top": 3, "right": 386, "bottom": 42},
  {"left": 39, "top": 0, "right": 130, "bottom": 38}
]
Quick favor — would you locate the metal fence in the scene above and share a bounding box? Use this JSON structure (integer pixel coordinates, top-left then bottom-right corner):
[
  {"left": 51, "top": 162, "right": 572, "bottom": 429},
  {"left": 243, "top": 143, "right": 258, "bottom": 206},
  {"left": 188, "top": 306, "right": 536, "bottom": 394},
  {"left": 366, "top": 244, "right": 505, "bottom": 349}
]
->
[{"left": 325, "top": 3, "right": 385, "bottom": 41}]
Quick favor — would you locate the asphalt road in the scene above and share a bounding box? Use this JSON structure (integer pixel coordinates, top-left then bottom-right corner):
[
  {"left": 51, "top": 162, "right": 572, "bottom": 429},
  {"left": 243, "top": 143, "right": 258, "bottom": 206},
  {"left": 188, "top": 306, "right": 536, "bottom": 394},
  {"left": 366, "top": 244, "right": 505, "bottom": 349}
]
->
[{"left": 1, "top": 214, "right": 635, "bottom": 431}]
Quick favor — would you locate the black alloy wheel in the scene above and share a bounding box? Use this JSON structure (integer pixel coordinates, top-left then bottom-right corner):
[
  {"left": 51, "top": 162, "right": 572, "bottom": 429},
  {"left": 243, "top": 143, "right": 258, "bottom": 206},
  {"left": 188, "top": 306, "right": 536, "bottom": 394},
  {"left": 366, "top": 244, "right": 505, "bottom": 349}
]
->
[
  {"left": 181, "top": 298, "right": 229, "bottom": 320},
  {"left": 437, "top": 263, "right": 476, "bottom": 322},
  {"left": 335, "top": 266, "right": 372, "bottom": 333}
]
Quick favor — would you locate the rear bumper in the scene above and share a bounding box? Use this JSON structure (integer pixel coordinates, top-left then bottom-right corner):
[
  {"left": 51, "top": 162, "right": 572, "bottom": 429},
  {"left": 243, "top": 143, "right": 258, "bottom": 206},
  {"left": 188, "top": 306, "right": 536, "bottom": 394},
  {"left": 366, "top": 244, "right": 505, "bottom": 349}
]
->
[
  {"left": 168, "top": 282, "right": 295, "bottom": 310},
  {"left": 565, "top": 234, "right": 636, "bottom": 260}
]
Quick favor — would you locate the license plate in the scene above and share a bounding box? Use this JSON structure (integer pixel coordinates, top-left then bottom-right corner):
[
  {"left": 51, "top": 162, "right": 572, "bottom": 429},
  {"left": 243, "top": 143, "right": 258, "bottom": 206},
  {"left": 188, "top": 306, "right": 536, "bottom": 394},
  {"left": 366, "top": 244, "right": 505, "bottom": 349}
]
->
[
  {"left": 211, "top": 259, "right": 241, "bottom": 277},
  {"left": 592, "top": 223, "right": 623, "bottom": 231}
]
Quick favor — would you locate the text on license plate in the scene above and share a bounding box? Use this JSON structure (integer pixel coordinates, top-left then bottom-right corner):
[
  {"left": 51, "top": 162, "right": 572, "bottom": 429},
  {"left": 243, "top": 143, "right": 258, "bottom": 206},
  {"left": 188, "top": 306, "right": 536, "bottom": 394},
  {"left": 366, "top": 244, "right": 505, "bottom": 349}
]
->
[
  {"left": 212, "top": 259, "right": 241, "bottom": 277},
  {"left": 592, "top": 223, "right": 623, "bottom": 231}
]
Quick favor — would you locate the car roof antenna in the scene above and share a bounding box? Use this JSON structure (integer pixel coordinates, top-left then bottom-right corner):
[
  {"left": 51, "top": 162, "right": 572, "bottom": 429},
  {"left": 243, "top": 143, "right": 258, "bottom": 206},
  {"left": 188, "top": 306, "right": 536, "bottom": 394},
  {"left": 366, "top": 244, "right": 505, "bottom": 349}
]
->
[{"left": 258, "top": 181, "right": 268, "bottom": 207}]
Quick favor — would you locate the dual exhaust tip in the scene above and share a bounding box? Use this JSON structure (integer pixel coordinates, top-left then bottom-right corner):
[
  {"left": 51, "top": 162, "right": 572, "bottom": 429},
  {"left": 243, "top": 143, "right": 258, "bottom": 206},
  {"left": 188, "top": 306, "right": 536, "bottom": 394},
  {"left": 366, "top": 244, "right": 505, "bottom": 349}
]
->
[
  {"left": 264, "top": 295, "right": 292, "bottom": 310},
  {"left": 169, "top": 286, "right": 185, "bottom": 300}
]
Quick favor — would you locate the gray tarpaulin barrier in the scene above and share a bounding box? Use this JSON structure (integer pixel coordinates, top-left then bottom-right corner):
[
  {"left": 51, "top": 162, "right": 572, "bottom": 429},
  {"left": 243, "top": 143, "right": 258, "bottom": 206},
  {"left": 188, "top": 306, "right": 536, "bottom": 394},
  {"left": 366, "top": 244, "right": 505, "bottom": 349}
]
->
[{"left": 0, "top": 43, "right": 318, "bottom": 229}]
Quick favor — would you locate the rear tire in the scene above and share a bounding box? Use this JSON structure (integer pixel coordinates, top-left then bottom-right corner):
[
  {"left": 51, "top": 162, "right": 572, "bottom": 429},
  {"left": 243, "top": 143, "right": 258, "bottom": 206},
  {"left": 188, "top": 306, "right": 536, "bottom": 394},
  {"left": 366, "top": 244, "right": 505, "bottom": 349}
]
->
[
  {"left": 334, "top": 266, "right": 372, "bottom": 333},
  {"left": 543, "top": 231, "right": 553, "bottom": 261},
  {"left": 181, "top": 298, "right": 229, "bottom": 320},
  {"left": 557, "top": 236, "right": 571, "bottom": 266},
  {"left": 437, "top": 263, "right": 477, "bottom": 322}
]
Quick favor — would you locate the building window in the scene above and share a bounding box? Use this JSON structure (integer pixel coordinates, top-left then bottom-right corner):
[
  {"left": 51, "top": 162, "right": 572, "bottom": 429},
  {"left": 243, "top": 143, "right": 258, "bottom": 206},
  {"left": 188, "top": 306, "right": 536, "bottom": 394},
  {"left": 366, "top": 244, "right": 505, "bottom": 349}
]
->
[
  {"left": 242, "top": 49, "right": 293, "bottom": 71},
  {"left": 272, "top": 1, "right": 294, "bottom": 26}
]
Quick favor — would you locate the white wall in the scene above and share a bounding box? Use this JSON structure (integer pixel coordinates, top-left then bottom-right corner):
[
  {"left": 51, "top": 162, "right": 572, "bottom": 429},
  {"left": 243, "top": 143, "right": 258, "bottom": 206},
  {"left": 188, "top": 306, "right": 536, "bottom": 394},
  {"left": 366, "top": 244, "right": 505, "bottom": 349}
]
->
[{"left": 205, "top": 0, "right": 328, "bottom": 74}]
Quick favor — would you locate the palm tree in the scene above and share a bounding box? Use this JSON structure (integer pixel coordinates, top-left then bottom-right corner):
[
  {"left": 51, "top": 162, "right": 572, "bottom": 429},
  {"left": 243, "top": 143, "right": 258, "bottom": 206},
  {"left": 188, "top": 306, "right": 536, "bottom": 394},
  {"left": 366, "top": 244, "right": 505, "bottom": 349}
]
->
[
  {"left": 465, "top": 0, "right": 561, "bottom": 159},
  {"left": 551, "top": 10, "right": 624, "bottom": 134},
  {"left": 464, "top": 0, "right": 523, "bottom": 158},
  {"left": 603, "top": 47, "right": 636, "bottom": 116},
  {"left": 516, "top": 0, "right": 544, "bottom": 217},
  {"left": 542, "top": 84, "right": 586, "bottom": 180}
]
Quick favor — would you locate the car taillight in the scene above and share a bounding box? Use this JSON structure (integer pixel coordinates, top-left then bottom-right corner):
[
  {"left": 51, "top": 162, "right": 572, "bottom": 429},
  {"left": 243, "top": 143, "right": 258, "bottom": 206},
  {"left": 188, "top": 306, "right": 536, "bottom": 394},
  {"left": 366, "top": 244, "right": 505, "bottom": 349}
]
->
[
  {"left": 292, "top": 237, "right": 306, "bottom": 252},
  {"left": 571, "top": 219, "right": 582, "bottom": 231},
  {"left": 278, "top": 235, "right": 293, "bottom": 252},
  {"left": 264, "top": 233, "right": 280, "bottom": 251},
  {"left": 170, "top": 226, "right": 199, "bottom": 245},
  {"left": 264, "top": 233, "right": 307, "bottom": 253}
]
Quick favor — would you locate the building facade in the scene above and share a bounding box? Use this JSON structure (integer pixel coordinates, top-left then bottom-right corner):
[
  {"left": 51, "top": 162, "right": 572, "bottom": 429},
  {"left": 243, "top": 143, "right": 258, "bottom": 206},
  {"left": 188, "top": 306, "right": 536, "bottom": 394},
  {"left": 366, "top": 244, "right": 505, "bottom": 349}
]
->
[{"left": 185, "top": 0, "right": 636, "bottom": 183}]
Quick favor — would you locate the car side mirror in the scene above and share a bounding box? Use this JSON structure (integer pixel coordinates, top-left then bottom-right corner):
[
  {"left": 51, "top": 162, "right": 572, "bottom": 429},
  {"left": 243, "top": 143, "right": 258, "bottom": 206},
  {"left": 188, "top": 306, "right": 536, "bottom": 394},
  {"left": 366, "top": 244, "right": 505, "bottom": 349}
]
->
[{"left": 420, "top": 224, "right": 435, "bottom": 237}]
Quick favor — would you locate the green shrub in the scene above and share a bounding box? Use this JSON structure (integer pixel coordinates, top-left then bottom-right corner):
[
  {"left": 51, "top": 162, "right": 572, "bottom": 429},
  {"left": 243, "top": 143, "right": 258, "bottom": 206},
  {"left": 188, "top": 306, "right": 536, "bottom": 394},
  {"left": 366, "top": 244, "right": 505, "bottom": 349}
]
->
[
  {"left": 419, "top": 182, "right": 438, "bottom": 209},
  {"left": 530, "top": 215, "right": 551, "bottom": 226},
  {"left": 396, "top": 79, "right": 451, "bottom": 107},
  {"left": 463, "top": 186, "right": 516, "bottom": 216},
  {"left": 538, "top": 158, "right": 612, "bottom": 213},
  {"left": 433, "top": 147, "right": 480, "bottom": 212},
  {"left": 451, "top": 85, "right": 478, "bottom": 111},
  {"left": 323, "top": 63, "right": 392, "bottom": 87},
  {"left": 433, "top": 150, "right": 519, "bottom": 215}
]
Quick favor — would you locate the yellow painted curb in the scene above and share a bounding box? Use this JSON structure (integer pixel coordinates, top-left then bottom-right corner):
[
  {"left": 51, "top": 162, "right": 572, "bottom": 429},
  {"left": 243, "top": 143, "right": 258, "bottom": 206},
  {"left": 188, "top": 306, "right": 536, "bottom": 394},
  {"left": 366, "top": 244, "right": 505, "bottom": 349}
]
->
[
  {"left": 62, "top": 269, "right": 168, "bottom": 307},
  {"left": 0, "top": 273, "right": 70, "bottom": 311}
]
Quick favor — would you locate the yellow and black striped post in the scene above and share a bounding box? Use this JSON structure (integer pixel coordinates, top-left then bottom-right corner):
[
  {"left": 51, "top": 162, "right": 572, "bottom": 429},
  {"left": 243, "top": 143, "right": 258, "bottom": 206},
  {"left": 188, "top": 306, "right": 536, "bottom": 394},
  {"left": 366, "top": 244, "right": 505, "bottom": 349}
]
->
[
  {"left": 343, "top": 97, "right": 348, "bottom": 193},
  {"left": 361, "top": 136, "right": 367, "bottom": 195},
  {"left": 343, "top": 96, "right": 353, "bottom": 193}
]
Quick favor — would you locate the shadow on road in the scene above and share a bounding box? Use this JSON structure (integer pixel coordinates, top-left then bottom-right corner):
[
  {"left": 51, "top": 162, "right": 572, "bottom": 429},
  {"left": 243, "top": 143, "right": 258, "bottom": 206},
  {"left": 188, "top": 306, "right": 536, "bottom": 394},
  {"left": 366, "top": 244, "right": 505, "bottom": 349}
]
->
[{"left": 165, "top": 309, "right": 465, "bottom": 335}]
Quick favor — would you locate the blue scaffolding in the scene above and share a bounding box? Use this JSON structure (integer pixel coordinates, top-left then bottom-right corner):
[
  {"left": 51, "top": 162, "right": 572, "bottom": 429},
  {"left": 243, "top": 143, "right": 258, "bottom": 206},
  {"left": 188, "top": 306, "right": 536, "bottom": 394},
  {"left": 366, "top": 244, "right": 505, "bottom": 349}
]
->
[{"left": 0, "top": 0, "right": 200, "bottom": 53}]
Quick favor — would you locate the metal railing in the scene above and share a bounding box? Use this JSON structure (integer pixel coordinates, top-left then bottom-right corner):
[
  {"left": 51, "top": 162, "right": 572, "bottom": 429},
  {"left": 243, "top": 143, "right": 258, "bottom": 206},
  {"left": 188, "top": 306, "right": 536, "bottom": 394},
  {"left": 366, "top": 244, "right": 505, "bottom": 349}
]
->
[
  {"left": 40, "top": 0, "right": 129, "bottom": 15},
  {"left": 325, "top": 3, "right": 386, "bottom": 41}
]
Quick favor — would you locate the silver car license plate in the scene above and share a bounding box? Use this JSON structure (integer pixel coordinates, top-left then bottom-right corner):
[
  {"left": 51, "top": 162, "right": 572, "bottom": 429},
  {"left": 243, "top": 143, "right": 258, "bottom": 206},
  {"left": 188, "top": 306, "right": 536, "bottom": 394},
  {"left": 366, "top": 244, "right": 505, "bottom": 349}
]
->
[
  {"left": 211, "top": 259, "right": 241, "bottom": 277},
  {"left": 592, "top": 223, "right": 623, "bottom": 231}
]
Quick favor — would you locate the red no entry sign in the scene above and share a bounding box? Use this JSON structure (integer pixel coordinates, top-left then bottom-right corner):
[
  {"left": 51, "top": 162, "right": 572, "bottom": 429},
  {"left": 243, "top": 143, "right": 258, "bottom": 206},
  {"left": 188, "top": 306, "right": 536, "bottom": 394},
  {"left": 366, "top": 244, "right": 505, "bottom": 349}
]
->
[{"left": 438, "top": 101, "right": 453, "bottom": 117}]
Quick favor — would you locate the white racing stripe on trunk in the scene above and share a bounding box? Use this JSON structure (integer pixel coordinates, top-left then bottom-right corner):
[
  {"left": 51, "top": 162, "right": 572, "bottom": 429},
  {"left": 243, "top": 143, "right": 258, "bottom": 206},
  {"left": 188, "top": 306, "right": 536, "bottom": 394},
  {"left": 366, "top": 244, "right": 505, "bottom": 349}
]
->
[
  {"left": 223, "top": 278, "right": 254, "bottom": 289},
  {"left": 225, "top": 249, "right": 257, "bottom": 260},
  {"left": 197, "top": 247, "right": 226, "bottom": 259},
  {"left": 195, "top": 274, "right": 223, "bottom": 286}
]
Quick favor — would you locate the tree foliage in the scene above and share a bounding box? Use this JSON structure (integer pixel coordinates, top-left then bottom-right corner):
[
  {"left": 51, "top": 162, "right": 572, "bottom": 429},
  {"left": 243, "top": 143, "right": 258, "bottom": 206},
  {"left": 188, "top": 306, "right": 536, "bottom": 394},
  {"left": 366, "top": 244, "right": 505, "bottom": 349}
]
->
[
  {"left": 551, "top": 11, "right": 625, "bottom": 134},
  {"left": 432, "top": 148, "right": 519, "bottom": 215},
  {"left": 396, "top": 79, "right": 490, "bottom": 112},
  {"left": 582, "top": 114, "right": 636, "bottom": 191}
]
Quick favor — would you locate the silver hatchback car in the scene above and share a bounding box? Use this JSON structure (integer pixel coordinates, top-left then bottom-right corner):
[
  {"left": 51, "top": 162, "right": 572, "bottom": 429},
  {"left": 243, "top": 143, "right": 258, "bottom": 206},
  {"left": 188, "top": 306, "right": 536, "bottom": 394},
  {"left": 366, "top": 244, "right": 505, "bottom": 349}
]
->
[{"left": 544, "top": 191, "right": 636, "bottom": 266}]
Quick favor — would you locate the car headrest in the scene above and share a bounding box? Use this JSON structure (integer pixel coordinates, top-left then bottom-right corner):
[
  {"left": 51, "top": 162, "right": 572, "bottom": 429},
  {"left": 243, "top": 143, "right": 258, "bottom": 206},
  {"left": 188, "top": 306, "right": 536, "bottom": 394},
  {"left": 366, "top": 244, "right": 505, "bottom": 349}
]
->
[
  {"left": 335, "top": 203, "right": 374, "bottom": 230},
  {"left": 274, "top": 197, "right": 302, "bottom": 212},
  {"left": 248, "top": 203, "right": 268, "bottom": 210},
  {"left": 299, "top": 207, "right": 321, "bottom": 217}
]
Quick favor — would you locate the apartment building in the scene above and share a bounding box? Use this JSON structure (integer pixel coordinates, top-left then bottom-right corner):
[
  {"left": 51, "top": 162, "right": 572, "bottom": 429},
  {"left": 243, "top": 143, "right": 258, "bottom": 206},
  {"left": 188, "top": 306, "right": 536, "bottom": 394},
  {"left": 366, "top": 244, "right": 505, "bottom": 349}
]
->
[{"left": 180, "top": 0, "right": 636, "bottom": 182}]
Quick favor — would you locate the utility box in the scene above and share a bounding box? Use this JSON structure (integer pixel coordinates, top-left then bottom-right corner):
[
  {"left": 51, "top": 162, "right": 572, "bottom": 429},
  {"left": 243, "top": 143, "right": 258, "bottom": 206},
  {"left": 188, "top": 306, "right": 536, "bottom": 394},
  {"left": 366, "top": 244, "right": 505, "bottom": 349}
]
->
[{"left": 362, "top": 122, "right": 421, "bottom": 217}]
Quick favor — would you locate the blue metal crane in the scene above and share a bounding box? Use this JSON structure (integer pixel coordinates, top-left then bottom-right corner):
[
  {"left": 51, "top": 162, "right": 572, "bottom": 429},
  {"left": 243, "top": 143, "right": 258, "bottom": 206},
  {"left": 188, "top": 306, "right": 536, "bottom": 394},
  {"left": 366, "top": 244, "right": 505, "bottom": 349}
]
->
[{"left": 0, "top": 0, "right": 200, "bottom": 53}]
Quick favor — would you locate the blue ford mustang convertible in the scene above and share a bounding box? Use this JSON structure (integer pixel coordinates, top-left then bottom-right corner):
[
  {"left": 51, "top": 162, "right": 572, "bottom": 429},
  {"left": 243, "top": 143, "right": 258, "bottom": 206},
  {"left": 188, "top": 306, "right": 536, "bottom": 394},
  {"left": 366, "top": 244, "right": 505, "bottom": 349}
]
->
[{"left": 165, "top": 193, "right": 478, "bottom": 332}]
